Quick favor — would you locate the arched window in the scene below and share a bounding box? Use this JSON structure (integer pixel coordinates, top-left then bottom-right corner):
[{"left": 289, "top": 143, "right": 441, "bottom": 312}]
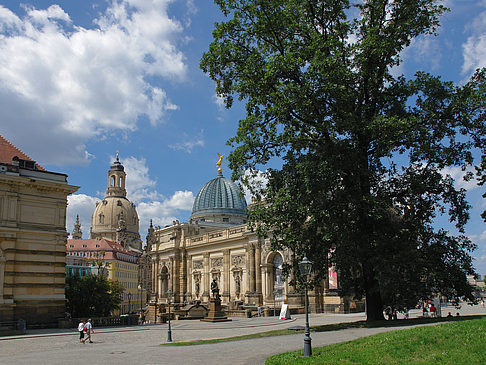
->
[
  {"left": 99, "top": 213, "right": 104, "bottom": 224},
  {"left": 110, "top": 175, "right": 116, "bottom": 187},
  {"left": 273, "top": 253, "right": 284, "bottom": 301}
]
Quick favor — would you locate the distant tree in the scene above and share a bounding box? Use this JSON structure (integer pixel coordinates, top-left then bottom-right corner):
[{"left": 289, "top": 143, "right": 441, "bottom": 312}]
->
[
  {"left": 66, "top": 275, "right": 124, "bottom": 318},
  {"left": 201, "top": 0, "right": 486, "bottom": 320}
]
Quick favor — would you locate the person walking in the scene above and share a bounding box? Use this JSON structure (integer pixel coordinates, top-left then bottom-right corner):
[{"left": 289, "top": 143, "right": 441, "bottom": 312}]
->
[
  {"left": 78, "top": 320, "right": 85, "bottom": 343},
  {"left": 82, "top": 319, "right": 94, "bottom": 343}
]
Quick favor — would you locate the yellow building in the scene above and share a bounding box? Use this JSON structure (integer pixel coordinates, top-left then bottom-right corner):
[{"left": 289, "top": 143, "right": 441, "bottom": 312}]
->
[
  {"left": 67, "top": 237, "right": 140, "bottom": 314},
  {"left": 0, "top": 135, "right": 78, "bottom": 326},
  {"left": 68, "top": 154, "right": 142, "bottom": 314}
]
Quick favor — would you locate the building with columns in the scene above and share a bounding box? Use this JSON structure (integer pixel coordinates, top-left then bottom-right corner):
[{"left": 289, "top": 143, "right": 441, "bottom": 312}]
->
[{"left": 148, "top": 162, "right": 356, "bottom": 319}]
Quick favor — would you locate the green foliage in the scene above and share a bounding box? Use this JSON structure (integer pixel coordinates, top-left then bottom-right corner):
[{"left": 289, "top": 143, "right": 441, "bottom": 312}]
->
[
  {"left": 201, "top": 0, "right": 486, "bottom": 320},
  {"left": 266, "top": 317, "right": 486, "bottom": 364},
  {"left": 66, "top": 274, "right": 124, "bottom": 318}
]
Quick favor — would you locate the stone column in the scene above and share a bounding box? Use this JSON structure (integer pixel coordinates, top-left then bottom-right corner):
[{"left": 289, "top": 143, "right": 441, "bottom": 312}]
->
[
  {"left": 203, "top": 252, "right": 210, "bottom": 300},
  {"left": 186, "top": 255, "right": 192, "bottom": 301},
  {"left": 255, "top": 244, "right": 262, "bottom": 294},
  {"left": 223, "top": 249, "right": 230, "bottom": 301},
  {"left": 0, "top": 249, "right": 5, "bottom": 303},
  {"left": 249, "top": 244, "right": 256, "bottom": 292},
  {"left": 151, "top": 257, "right": 157, "bottom": 297},
  {"left": 180, "top": 250, "right": 187, "bottom": 303},
  {"left": 261, "top": 264, "right": 273, "bottom": 302},
  {"left": 245, "top": 245, "right": 251, "bottom": 295}
]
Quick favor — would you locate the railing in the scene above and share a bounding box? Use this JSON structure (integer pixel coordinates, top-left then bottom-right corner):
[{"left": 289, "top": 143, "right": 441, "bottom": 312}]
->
[{"left": 0, "top": 319, "right": 26, "bottom": 336}]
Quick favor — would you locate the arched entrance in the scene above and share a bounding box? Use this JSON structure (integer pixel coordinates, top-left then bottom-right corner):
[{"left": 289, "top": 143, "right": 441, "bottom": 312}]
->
[
  {"left": 160, "top": 265, "right": 169, "bottom": 298},
  {"left": 273, "top": 253, "right": 285, "bottom": 303}
]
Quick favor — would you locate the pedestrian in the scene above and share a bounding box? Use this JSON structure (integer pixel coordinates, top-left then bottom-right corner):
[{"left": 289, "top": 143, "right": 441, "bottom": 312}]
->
[
  {"left": 481, "top": 298, "right": 484, "bottom": 308},
  {"left": 429, "top": 304, "right": 437, "bottom": 318},
  {"left": 78, "top": 320, "right": 85, "bottom": 343},
  {"left": 82, "top": 319, "right": 94, "bottom": 343},
  {"left": 422, "top": 304, "right": 428, "bottom": 318}
]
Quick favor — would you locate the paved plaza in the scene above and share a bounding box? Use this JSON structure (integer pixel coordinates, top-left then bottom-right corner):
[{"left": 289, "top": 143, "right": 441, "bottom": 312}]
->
[{"left": 1, "top": 304, "right": 485, "bottom": 365}]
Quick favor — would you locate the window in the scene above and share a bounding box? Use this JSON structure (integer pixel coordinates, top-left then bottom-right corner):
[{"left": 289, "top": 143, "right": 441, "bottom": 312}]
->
[
  {"left": 223, "top": 218, "right": 229, "bottom": 222},
  {"left": 99, "top": 213, "right": 104, "bottom": 224}
]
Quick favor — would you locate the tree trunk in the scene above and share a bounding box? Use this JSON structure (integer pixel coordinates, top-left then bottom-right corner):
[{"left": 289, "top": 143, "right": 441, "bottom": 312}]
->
[
  {"left": 365, "top": 289, "right": 385, "bottom": 321},
  {"left": 363, "top": 263, "right": 385, "bottom": 321}
]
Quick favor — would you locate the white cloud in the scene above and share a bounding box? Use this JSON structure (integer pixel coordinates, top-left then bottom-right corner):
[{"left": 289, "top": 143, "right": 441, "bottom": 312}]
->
[
  {"left": 168, "top": 130, "right": 205, "bottom": 153},
  {"left": 213, "top": 94, "right": 225, "bottom": 111},
  {"left": 137, "top": 190, "right": 194, "bottom": 230},
  {"left": 0, "top": 1, "right": 188, "bottom": 165},
  {"left": 66, "top": 193, "right": 100, "bottom": 238},
  {"left": 462, "top": 10, "right": 486, "bottom": 76},
  {"left": 240, "top": 169, "right": 268, "bottom": 203},
  {"left": 121, "top": 155, "right": 160, "bottom": 203},
  {"left": 441, "top": 166, "right": 478, "bottom": 191}
]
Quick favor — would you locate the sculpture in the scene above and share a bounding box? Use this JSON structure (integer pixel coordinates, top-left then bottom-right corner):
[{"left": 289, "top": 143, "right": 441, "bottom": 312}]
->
[
  {"left": 216, "top": 153, "right": 224, "bottom": 172},
  {"left": 211, "top": 278, "right": 220, "bottom": 300}
]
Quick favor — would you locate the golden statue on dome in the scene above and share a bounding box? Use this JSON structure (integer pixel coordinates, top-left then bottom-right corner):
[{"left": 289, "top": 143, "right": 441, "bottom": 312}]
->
[{"left": 217, "top": 152, "right": 224, "bottom": 173}]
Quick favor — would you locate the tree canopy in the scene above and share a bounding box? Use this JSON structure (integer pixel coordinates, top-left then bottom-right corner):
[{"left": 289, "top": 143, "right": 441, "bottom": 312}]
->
[
  {"left": 201, "top": 0, "right": 486, "bottom": 320},
  {"left": 66, "top": 274, "right": 124, "bottom": 318}
]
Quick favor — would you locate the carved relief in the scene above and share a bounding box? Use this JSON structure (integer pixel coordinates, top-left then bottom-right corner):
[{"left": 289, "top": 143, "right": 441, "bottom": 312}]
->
[
  {"left": 193, "top": 260, "right": 203, "bottom": 270},
  {"left": 211, "top": 257, "right": 223, "bottom": 268},
  {"left": 231, "top": 254, "right": 245, "bottom": 267}
]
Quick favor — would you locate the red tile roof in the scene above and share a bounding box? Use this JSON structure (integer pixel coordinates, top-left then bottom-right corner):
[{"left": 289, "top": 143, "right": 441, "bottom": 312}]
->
[
  {"left": 0, "top": 134, "right": 45, "bottom": 171},
  {"left": 67, "top": 238, "right": 138, "bottom": 257}
]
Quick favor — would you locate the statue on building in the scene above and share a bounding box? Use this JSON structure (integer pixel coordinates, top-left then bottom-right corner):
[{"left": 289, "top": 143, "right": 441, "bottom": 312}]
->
[
  {"left": 194, "top": 275, "right": 200, "bottom": 298},
  {"left": 216, "top": 152, "right": 224, "bottom": 173}
]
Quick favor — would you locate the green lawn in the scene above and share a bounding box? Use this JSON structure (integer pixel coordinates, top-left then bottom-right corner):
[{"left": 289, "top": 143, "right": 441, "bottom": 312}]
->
[{"left": 266, "top": 317, "right": 486, "bottom": 364}]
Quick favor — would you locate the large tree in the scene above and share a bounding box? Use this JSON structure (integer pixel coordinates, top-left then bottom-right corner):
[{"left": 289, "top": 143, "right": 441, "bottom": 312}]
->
[
  {"left": 201, "top": 0, "right": 486, "bottom": 320},
  {"left": 66, "top": 274, "right": 124, "bottom": 318}
]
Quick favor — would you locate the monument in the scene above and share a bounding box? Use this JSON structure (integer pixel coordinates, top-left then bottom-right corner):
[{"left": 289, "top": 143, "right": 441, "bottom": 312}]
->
[{"left": 201, "top": 279, "right": 232, "bottom": 322}]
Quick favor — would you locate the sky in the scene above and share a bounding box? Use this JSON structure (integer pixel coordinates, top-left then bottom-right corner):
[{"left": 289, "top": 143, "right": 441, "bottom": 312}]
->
[{"left": 1, "top": 1, "right": 486, "bottom": 272}]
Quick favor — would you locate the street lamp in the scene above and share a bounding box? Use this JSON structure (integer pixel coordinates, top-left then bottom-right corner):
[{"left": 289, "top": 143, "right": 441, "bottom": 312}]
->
[
  {"left": 166, "top": 289, "right": 173, "bottom": 342},
  {"left": 298, "top": 256, "right": 313, "bottom": 357},
  {"left": 127, "top": 292, "right": 132, "bottom": 314},
  {"left": 138, "top": 284, "right": 143, "bottom": 324}
]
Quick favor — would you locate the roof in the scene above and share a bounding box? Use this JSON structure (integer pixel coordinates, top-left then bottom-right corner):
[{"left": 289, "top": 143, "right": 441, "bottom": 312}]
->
[
  {"left": 0, "top": 134, "right": 45, "bottom": 171},
  {"left": 67, "top": 238, "right": 138, "bottom": 257},
  {"left": 191, "top": 171, "right": 247, "bottom": 218}
]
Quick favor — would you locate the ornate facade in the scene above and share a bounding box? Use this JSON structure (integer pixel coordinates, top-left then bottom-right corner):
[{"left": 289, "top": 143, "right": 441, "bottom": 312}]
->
[{"left": 148, "top": 160, "right": 357, "bottom": 318}]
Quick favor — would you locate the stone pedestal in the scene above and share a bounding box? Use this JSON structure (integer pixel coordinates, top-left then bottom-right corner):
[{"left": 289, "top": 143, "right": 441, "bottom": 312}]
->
[{"left": 201, "top": 298, "right": 232, "bottom": 322}]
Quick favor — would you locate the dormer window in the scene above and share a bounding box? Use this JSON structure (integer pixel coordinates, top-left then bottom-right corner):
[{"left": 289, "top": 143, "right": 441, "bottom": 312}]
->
[{"left": 99, "top": 213, "right": 104, "bottom": 224}]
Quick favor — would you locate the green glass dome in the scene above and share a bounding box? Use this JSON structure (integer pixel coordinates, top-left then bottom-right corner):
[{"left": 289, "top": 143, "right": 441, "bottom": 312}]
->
[{"left": 191, "top": 171, "right": 247, "bottom": 220}]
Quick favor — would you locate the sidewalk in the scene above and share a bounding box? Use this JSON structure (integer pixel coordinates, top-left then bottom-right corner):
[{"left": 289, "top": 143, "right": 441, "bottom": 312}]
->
[{"left": 1, "top": 305, "right": 484, "bottom": 365}]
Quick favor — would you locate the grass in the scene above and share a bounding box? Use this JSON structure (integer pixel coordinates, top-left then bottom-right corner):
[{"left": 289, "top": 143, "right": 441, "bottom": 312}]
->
[
  {"left": 266, "top": 316, "right": 486, "bottom": 364},
  {"left": 161, "top": 315, "right": 484, "bottom": 347}
]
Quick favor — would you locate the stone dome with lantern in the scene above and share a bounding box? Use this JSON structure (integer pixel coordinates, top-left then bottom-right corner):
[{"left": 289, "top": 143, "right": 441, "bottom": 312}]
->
[{"left": 90, "top": 153, "right": 142, "bottom": 252}]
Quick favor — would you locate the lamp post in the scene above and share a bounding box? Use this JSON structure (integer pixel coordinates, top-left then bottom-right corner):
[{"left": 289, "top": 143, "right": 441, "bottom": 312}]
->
[
  {"left": 299, "top": 256, "right": 313, "bottom": 357},
  {"left": 138, "top": 284, "right": 143, "bottom": 324},
  {"left": 127, "top": 292, "right": 132, "bottom": 314},
  {"left": 166, "top": 289, "right": 173, "bottom": 342},
  {"left": 154, "top": 292, "right": 158, "bottom": 324},
  {"left": 273, "top": 288, "right": 278, "bottom": 317}
]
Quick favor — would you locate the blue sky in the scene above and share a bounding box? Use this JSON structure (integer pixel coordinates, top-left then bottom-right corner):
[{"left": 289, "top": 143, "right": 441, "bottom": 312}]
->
[{"left": 1, "top": 1, "right": 486, "bottom": 273}]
